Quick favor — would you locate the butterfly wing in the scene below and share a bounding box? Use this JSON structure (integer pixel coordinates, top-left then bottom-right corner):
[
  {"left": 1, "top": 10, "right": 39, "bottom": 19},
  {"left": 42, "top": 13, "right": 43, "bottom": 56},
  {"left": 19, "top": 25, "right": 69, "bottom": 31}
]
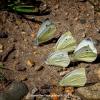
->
[
  {"left": 45, "top": 51, "right": 70, "bottom": 67},
  {"left": 37, "top": 24, "right": 56, "bottom": 44},
  {"left": 54, "top": 31, "right": 76, "bottom": 52},
  {"left": 74, "top": 45, "right": 97, "bottom": 62},
  {"left": 59, "top": 68, "right": 87, "bottom": 87},
  {"left": 34, "top": 20, "right": 56, "bottom": 45},
  {"left": 37, "top": 20, "right": 51, "bottom": 37},
  {"left": 74, "top": 38, "right": 97, "bottom": 54}
]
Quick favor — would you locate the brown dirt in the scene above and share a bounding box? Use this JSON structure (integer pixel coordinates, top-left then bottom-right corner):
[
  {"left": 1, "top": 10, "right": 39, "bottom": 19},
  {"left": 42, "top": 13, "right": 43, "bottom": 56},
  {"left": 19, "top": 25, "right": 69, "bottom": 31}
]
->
[{"left": 0, "top": 0, "right": 100, "bottom": 99}]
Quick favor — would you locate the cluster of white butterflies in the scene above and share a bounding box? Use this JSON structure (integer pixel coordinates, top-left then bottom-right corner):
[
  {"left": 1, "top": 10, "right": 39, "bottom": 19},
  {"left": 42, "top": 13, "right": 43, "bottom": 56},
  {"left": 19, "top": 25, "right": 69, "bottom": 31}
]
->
[
  {"left": 34, "top": 20, "right": 97, "bottom": 87},
  {"left": 45, "top": 31, "right": 97, "bottom": 68}
]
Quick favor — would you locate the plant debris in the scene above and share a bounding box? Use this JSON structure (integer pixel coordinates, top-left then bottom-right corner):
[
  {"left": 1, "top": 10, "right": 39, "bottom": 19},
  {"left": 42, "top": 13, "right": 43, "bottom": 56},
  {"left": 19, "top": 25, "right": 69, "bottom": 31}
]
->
[{"left": 0, "top": 44, "right": 15, "bottom": 62}]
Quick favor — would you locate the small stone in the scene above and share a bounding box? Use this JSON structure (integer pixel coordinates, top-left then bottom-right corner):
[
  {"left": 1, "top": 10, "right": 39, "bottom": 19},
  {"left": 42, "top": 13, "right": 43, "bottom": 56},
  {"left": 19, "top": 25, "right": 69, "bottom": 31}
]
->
[
  {"left": 0, "top": 81, "right": 29, "bottom": 100},
  {"left": 54, "top": 4, "right": 59, "bottom": 10},
  {"left": 26, "top": 59, "right": 35, "bottom": 68},
  {"left": 59, "top": 70, "right": 68, "bottom": 76},
  {"left": 81, "top": 32, "right": 86, "bottom": 38},
  {"left": 87, "top": 14, "right": 90, "bottom": 16},
  {"left": 16, "top": 65, "right": 26, "bottom": 71},
  {"left": 39, "top": 84, "right": 51, "bottom": 95},
  {"left": 35, "top": 66, "right": 44, "bottom": 71},
  {"left": 86, "top": 67, "right": 100, "bottom": 84},
  {"left": 0, "top": 32, "right": 8, "bottom": 38},
  {"left": 65, "top": 87, "right": 74, "bottom": 95},
  {"left": 80, "top": 18, "right": 86, "bottom": 24},
  {"left": 76, "top": 83, "right": 100, "bottom": 100},
  {"left": 74, "top": 17, "right": 78, "bottom": 21},
  {"left": 96, "top": 28, "right": 100, "bottom": 33},
  {"left": 65, "top": 12, "right": 68, "bottom": 16},
  {"left": 0, "top": 44, "right": 3, "bottom": 53},
  {"left": 21, "top": 31, "right": 26, "bottom": 35},
  {"left": 20, "top": 75, "right": 28, "bottom": 81},
  {"left": 31, "top": 32, "right": 36, "bottom": 39}
]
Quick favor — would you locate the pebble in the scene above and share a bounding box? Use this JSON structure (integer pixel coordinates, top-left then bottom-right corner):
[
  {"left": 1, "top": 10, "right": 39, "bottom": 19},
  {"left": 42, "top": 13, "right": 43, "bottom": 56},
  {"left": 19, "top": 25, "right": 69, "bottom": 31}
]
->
[
  {"left": 0, "top": 44, "right": 15, "bottom": 62},
  {"left": 35, "top": 66, "right": 44, "bottom": 71},
  {"left": 15, "top": 65, "right": 26, "bottom": 71},
  {"left": 31, "top": 32, "right": 36, "bottom": 39},
  {"left": 0, "top": 32, "right": 8, "bottom": 38},
  {"left": 19, "top": 75, "right": 28, "bottom": 81},
  {"left": 80, "top": 18, "right": 86, "bottom": 24},
  {"left": 59, "top": 70, "right": 68, "bottom": 76},
  {"left": 65, "top": 87, "right": 74, "bottom": 95},
  {"left": 39, "top": 84, "right": 51, "bottom": 95},
  {"left": 0, "top": 81, "right": 29, "bottom": 100},
  {"left": 0, "top": 44, "right": 3, "bottom": 53},
  {"left": 86, "top": 67, "right": 100, "bottom": 84},
  {"left": 76, "top": 83, "right": 100, "bottom": 100},
  {"left": 54, "top": 4, "right": 59, "bottom": 10},
  {"left": 74, "top": 17, "right": 78, "bottom": 21},
  {"left": 81, "top": 32, "right": 86, "bottom": 38},
  {"left": 96, "top": 28, "right": 100, "bottom": 33},
  {"left": 65, "top": 12, "right": 68, "bottom": 16},
  {"left": 26, "top": 59, "right": 35, "bottom": 68}
]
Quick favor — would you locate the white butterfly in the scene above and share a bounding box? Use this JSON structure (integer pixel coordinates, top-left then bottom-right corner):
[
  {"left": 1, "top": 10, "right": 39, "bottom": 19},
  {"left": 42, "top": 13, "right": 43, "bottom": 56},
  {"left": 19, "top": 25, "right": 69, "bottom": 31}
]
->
[
  {"left": 73, "top": 38, "right": 97, "bottom": 62},
  {"left": 59, "top": 68, "right": 87, "bottom": 87},
  {"left": 74, "top": 38, "right": 97, "bottom": 54},
  {"left": 34, "top": 19, "right": 56, "bottom": 45},
  {"left": 45, "top": 50, "right": 70, "bottom": 67},
  {"left": 54, "top": 31, "right": 76, "bottom": 52}
]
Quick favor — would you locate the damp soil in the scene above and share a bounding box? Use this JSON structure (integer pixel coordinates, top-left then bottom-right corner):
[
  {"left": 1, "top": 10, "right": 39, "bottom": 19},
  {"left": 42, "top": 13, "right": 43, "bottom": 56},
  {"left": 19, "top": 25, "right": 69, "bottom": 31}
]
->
[{"left": 0, "top": 0, "right": 100, "bottom": 99}]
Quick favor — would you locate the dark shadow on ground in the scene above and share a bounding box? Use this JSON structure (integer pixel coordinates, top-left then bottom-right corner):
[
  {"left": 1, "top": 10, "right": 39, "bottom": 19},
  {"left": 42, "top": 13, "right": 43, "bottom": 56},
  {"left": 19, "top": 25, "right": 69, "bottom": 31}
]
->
[
  {"left": 92, "top": 54, "right": 100, "bottom": 64},
  {"left": 39, "top": 37, "right": 60, "bottom": 46}
]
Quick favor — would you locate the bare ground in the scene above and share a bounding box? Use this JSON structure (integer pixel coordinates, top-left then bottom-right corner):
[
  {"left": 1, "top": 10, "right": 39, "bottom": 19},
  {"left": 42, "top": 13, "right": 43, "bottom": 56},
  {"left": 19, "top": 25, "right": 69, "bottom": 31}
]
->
[{"left": 0, "top": 0, "right": 100, "bottom": 99}]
